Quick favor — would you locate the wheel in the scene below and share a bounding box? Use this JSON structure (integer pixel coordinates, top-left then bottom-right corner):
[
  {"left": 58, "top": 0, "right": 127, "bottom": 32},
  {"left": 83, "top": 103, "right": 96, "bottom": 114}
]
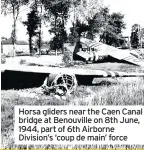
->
[
  {"left": 51, "top": 73, "right": 77, "bottom": 94},
  {"left": 42, "top": 73, "right": 77, "bottom": 96}
]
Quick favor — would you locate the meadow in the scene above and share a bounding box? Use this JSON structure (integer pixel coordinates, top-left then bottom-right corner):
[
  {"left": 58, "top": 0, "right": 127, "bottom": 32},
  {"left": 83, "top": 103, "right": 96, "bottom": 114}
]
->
[{"left": 1, "top": 58, "right": 144, "bottom": 148}]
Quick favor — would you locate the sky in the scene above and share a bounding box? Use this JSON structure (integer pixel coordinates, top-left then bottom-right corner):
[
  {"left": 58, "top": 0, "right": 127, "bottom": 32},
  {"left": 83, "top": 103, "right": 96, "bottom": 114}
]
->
[
  {"left": 104, "top": 0, "right": 144, "bottom": 36},
  {"left": 1, "top": 0, "right": 144, "bottom": 41}
]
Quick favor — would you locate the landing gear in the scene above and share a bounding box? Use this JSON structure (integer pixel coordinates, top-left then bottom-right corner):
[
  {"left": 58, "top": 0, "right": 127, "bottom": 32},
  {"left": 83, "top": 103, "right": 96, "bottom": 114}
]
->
[{"left": 41, "top": 73, "right": 77, "bottom": 96}]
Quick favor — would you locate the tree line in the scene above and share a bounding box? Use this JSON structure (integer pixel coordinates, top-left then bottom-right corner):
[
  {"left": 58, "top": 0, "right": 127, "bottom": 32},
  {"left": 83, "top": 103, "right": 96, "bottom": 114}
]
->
[
  {"left": 130, "top": 24, "right": 144, "bottom": 49},
  {"left": 2, "top": 0, "right": 142, "bottom": 55}
]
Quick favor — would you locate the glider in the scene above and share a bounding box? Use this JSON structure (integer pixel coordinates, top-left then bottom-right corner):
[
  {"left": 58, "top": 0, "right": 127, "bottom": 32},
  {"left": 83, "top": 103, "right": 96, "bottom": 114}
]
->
[
  {"left": 72, "top": 38, "right": 144, "bottom": 66},
  {"left": 1, "top": 64, "right": 144, "bottom": 96}
]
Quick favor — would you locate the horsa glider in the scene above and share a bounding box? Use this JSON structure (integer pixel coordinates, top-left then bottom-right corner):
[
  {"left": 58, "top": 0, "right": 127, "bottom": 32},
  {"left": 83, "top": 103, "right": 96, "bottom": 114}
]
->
[
  {"left": 1, "top": 64, "right": 144, "bottom": 96},
  {"left": 72, "top": 38, "right": 144, "bottom": 66}
]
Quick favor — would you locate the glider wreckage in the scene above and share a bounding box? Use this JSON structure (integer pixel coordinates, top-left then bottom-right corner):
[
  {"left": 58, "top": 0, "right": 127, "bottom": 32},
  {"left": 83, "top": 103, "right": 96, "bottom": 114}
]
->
[
  {"left": 1, "top": 38, "right": 144, "bottom": 96},
  {"left": 73, "top": 38, "right": 144, "bottom": 66}
]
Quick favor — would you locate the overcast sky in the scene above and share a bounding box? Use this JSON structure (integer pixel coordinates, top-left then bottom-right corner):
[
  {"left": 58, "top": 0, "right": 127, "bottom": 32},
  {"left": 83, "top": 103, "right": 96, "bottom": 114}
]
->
[
  {"left": 104, "top": 0, "right": 144, "bottom": 36},
  {"left": 1, "top": 0, "right": 144, "bottom": 41}
]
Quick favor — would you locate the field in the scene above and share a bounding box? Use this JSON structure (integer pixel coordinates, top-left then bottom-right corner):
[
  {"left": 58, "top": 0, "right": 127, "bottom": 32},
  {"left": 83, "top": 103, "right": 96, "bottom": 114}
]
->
[{"left": 1, "top": 55, "right": 144, "bottom": 148}]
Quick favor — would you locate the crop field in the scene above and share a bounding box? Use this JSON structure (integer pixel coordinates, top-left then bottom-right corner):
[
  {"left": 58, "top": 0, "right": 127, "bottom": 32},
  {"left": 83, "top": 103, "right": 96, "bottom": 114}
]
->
[{"left": 1, "top": 56, "right": 144, "bottom": 148}]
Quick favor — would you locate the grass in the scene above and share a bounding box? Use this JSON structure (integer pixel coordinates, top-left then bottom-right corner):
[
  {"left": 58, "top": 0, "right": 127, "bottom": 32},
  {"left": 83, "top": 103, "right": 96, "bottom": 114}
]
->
[
  {"left": 1, "top": 62, "right": 144, "bottom": 148},
  {"left": 74, "top": 62, "right": 144, "bottom": 73}
]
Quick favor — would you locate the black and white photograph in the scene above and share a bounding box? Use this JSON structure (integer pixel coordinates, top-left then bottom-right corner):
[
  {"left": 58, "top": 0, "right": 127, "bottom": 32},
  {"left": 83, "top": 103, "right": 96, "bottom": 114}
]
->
[{"left": 1, "top": 0, "right": 144, "bottom": 148}]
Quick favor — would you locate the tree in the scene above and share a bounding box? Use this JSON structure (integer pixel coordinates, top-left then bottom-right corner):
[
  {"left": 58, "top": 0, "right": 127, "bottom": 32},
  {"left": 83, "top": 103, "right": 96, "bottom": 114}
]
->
[
  {"left": 31, "top": 0, "right": 45, "bottom": 54},
  {"left": 68, "top": 6, "right": 110, "bottom": 43},
  {"left": 130, "top": 32, "right": 139, "bottom": 48},
  {"left": 141, "top": 28, "right": 144, "bottom": 40},
  {"left": 68, "top": 19, "right": 89, "bottom": 44},
  {"left": 43, "top": 0, "right": 70, "bottom": 54},
  {"left": 72, "top": 0, "right": 102, "bottom": 21},
  {"left": 1, "top": 0, "right": 29, "bottom": 56},
  {"left": 100, "top": 12, "right": 126, "bottom": 47},
  {"left": 86, "top": 7, "right": 109, "bottom": 40},
  {"left": 49, "top": 19, "right": 68, "bottom": 54},
  {"left": 130, "top": 24, "right": 140, "bottom": 48},
  {"left": 69, "top": 0, "right": 102, "bottom": 42},
  {"left": 1, "top": 37, "right": 8, "bottom": 53},
  {"left": 23, "top": 9, "right": 40, "bottom": 53}
]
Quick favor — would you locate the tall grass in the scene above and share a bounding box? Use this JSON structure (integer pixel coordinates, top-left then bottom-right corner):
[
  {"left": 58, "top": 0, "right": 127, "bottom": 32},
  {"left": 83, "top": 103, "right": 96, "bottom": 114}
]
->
[
  {"left": 1, "top": 77, "right": 144, "bottom": 148},
  {"left": 1, "top": 62, "right": 144, "bottom": 148}
]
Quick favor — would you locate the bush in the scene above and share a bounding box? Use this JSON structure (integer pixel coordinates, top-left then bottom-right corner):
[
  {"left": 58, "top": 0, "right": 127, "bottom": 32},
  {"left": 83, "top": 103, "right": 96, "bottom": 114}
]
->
[
  {"left": 50, "top": 36, "right": 63, "bottom": 51},
  {"left": 62, "top": 49, "right": 85, "bottom": 67},
  {"left": 62, "top": 49, "right": 73, "bottom": 66},
  {"left": 1, "top": 58, "right": 6, "bottom": 64},
  {"left": 19, "top": 59, "right": 26, "bottom": 65}
]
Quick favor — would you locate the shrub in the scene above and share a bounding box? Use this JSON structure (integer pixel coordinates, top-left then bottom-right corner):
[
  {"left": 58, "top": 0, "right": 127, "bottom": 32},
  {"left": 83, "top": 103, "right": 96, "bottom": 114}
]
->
[
  {"left": 19, "top": 59, "right": 26, "bottom": 65},
  {"left": 1, "top": 58, "right": 6, "bottom": 64},
  {"left": 62, "top": 49, "right": 73, "bottom": 66}
]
